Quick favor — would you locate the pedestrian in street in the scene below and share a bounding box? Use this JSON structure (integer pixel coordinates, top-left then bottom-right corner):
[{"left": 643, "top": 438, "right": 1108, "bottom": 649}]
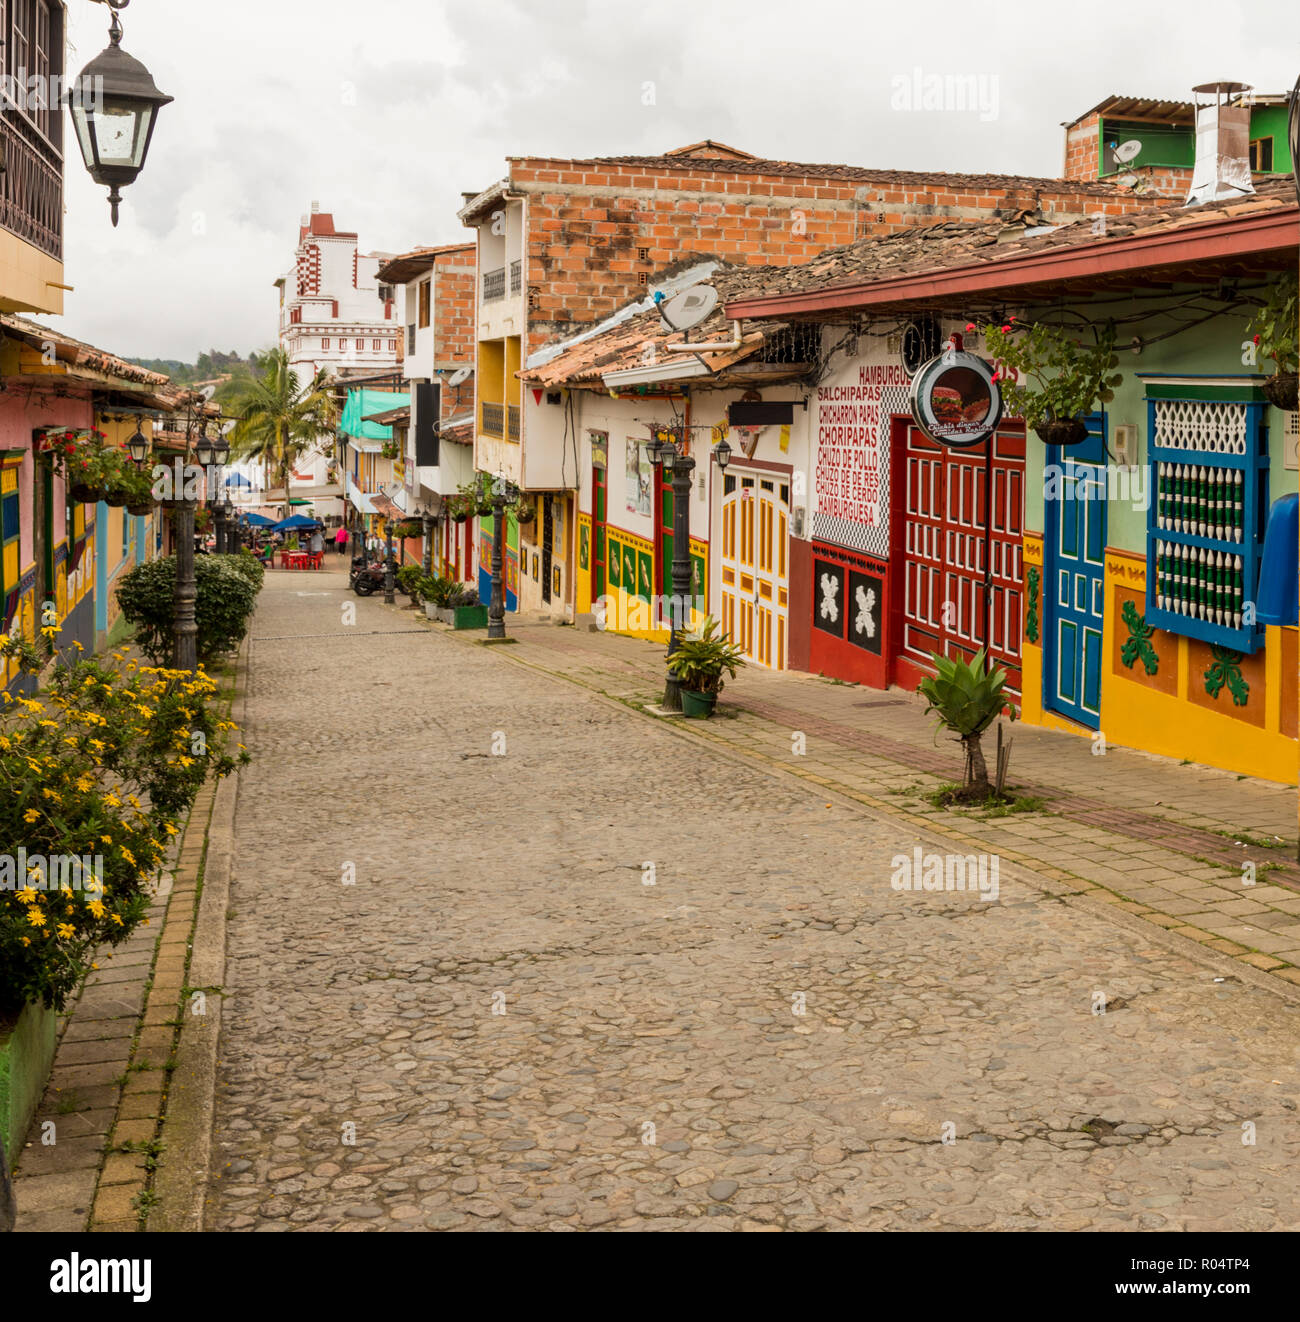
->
[
  {"left": 309, "top": 526, "right": 324, "bottom": 557},
  {"left": 335, "top": 526, "right": 349, "bottom": 555}
]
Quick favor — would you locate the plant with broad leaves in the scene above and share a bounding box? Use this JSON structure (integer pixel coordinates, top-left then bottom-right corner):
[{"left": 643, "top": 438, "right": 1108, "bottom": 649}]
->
[{"left": 918, "top": 646, "right": 1015, "bottom": 796}]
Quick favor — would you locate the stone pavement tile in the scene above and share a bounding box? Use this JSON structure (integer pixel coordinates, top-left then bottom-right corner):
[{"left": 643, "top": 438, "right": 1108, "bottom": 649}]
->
[
  {"left": 116, "top": 1093, "right": 162, "bottom": 1123},
  {"left": 11, "top": 1169, "right": 97, "bottom": 1215},
  {"left": 92, "top": 1184, "right": 141, "bottom": 1224},
  {"left": 32, "top": 1108, "right": 116, "bottom": 1141},
  {"left": 55, "top": 1039, "right": 132, "bottom": 1068},
  {"left": 110, "top": 1118, "right": 158, "bottom": 1147},
  {"left": 13, "top": 1135, "right": 107, "bottom": 1176},
  {"left": 49, "top": 1061, "right": 127, "bottom": 1091}
]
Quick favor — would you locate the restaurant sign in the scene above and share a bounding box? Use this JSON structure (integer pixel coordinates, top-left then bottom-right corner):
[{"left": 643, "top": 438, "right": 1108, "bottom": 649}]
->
[{"left": 909, "top": 334, "right": 1002, "bottom": 449}]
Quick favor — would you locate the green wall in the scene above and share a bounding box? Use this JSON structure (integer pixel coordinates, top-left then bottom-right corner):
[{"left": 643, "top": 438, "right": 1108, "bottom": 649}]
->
[{"left": 1021, "top": 289, "right": 1297, "bottom": 550}]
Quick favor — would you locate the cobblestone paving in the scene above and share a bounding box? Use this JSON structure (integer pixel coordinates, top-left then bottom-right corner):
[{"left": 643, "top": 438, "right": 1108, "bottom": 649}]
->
[{"left": 207, "top": 572, "right": 1300, "bottom": 1231}]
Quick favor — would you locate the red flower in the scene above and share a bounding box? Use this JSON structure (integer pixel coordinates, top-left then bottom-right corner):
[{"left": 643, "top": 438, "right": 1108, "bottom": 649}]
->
[
  {"left": 1001, "top": 324, "right": 1011, "bottom": 333},
  {"left": 1253, "top": 334, "right": 1261, "bottom": 345},
  {"left": 965, "top": 322, "right": 975, "bottom": 332},
  {"left": 991, "top": 370, "right": 1001, "bottom": 382}
]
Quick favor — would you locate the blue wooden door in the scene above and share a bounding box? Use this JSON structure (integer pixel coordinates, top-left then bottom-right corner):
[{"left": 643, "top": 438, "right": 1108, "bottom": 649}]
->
[{"left": 1044, "top": 417, "right": 1107, "bottom": 728}]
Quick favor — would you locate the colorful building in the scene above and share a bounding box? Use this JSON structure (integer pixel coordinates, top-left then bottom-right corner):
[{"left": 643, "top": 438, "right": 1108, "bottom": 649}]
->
[{"left": 726, "top": 173, "right": 1299, "bottom": 780}]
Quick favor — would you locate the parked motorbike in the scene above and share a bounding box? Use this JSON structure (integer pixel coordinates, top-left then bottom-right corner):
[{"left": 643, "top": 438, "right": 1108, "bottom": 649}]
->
[{"left": 350, "top": 556, "right": 387, "bottom": 596}]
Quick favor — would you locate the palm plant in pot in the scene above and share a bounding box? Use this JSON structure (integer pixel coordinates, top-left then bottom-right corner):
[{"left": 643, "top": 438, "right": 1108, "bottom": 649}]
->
[
  {"left": 1246, "top": 274, "right": 1298, "bottom": 411},
  {"left": 666, "top": 615, "right": 746, "bottom": 718},
  {"left": 978, "top": 319, "right": 1122, "bottom": 445},
  {"left": 917, "top": 647, "right": 1016, "bottom": 802}
]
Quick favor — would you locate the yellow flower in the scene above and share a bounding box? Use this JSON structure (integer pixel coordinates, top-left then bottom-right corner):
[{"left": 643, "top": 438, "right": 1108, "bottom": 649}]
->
[
  {"left": 57, "top": 923, "right": 74, "bottom": 938},
  {"left": 75, "top": 775, "right": 94, "bottom": 792},
  {"left": 109, "top": 913, "right": 124, "bottom": 927},
  {"left": 87, "top": 900, "right": 106, "bottom": 918},
  {"left": 41, "top": 788, "right": 62, "bottom": 803},
  {"left": 164, "top": 823, "right": 179, "bottom": 836},
  {"left": 16, "top": 887, "right": 38, "bottom": 905},
  {"left": 23, "top": 808, "right": 40, "bottom": 823},
  {"left": 120, "top": 848, "right": 135, "bottom": 865},
  {"left": 26, "top": 908, "right": 46, "bottom": 927},
  {"left": 103, "top": 793, "right": 121, "bottom": 808},
  {"left": 100, "top": 834, "right": 112, "bottom": 845}
]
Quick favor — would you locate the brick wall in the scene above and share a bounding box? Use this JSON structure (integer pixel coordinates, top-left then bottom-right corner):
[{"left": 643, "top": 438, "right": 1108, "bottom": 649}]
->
[
  {"left": 433, "top": 249, "right": 476, "bottom": 420},
  {"left": 507, "top": 157, "right": 1168, "bottom": 353},
  {"left": 1064, "top": 116, "right": 1101, "bottom": 182}
]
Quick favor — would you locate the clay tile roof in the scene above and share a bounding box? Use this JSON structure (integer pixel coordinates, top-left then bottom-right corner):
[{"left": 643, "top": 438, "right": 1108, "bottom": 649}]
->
[
  {"left": 439, "top": 412, "right": 474, "bottom": 444},
  {"left": 377, "top": 243, "right": 476, "bottom": 285},
  {"left": 363, "top": 405, "right": 410, "bottom": 426},
  {"left": 0, "top": 314, "right": 172, "bottom": 389},
  {"left": 664, "top": 140, "right": 759, "bottom": 160},
  {"left": 575, "top": 151, "right": 1139, "bottom": 197},
  {"left": 520, "top": 266, "right": 793, "bottom": 389},
  {"left": 724, "top": 175, "right": 1300, "bottom": 308}
]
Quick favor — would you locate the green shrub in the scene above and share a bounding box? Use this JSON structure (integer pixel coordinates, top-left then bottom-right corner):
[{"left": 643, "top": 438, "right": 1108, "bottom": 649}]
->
[
  {"left": 0, "top": 647, "right": 247, "bottom": 1013},
  {"left": 218, "top": 551, "right": 266, "bottom": 591},
  {"left": 116, "top": 556, "right": 259, "bottom": 666},
  {"left": 395, "top": 564, "right": 425, "bottom": 599},
  {"left": 418, "top": 573, "right": 458, "bottom": 608}
]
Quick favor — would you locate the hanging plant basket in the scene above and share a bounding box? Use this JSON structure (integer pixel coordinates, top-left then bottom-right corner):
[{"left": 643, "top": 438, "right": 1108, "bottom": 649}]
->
[
  {"left": 514, "top": 503, "right": 535, "bottom": 525},
  {"left": 1263, "top": 371, "right": 1299, "bottom": 412},
  {"left": 102, "top": 489, "right": 129, "bottom": 508},
  {"left": 453, "top": 512, "right": 469, "bottom": 524},
  {"left": 126, "top": 500, "right": 154, "bottom": 516},
  {"left": 69, "top": 483, "right": 107, "bottom": 504},
  {"left": 1033, "top": 416, "right": 1090, "bottom": 447}
]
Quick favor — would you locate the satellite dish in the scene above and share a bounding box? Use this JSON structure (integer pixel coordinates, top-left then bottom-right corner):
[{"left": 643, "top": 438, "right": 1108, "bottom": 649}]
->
[
  {"left": 1113, "top": 139, "right": 1142, "bottom": 164},
  {"left": 198, "top": 384, "right": 217, "bottom": 402},
  {"left": 659, "top": 284, "right": 718, "bottom": 333},
  {"left": 447, "top": 366, "right": 471, "bottom": 388}
]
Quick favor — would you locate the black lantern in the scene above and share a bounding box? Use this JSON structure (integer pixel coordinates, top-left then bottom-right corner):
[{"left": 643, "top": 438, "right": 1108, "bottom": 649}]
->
[
  {"left": 65, "top": 2, "right": 174, "bottom": 227},
  {"left": 646, "top": 431, "right": 672, "bottom": 468},
  {"left": 713, "top": 438, "right": 732, "bottom": 471},
  {"left": 210, "top": 430, "right": 231, "bottom": 467},
  {"left": 194, "top": 426, "right": 216, "bottom": 468},
  {"left": 127, "top": 419, "right": 149, "bottom": 465}
]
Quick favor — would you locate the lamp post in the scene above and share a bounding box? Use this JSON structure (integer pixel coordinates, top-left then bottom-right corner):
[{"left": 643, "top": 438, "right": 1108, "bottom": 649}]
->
[
  {"left": 487, "top": 475, "right": 518, "bottom": 641},
  {"left": 647, "top": 429, "right": 730, "bottom": 710},
  {"left": 65, "top": 1, "right": 173, "bottom": 227}
]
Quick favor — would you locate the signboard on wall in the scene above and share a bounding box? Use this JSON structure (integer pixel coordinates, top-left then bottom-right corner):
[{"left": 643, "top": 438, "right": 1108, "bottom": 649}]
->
[
  {"left": 909, "top": 338, "right": 1003, "bottom": 449},
  {"left": 813, "top": 362, "right": 910, "bottom": 559}
]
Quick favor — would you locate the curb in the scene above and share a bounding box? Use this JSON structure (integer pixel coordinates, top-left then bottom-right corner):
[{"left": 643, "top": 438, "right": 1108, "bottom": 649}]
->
[{"left": 147, "top": 633, "right": 250, "bottom": 1232}]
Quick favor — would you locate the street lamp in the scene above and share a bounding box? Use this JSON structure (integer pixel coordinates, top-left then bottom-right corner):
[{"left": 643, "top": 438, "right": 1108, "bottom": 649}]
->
[
  {"left": 713, "top": 437, "right": 733, "bottom": 472},
  {"left": 127, "top": 417, "right": 149, "bottom": 465},
  {"left": 646, "top": 428, "right": 696, "bottom": 712},
  {"left": 487, "top": 474, "right": 518, "bottom": 641},
  {"left": 194, "top": 425, "right": 215, "bottom": 468},
  {"left": 65, "top": 1, "right": 174, "bottom": 227}
]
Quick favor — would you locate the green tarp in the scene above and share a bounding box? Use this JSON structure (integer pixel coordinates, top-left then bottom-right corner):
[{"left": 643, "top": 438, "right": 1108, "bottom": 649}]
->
[{"left": 341, "top": 388, "right": 409, "bottom": 441}]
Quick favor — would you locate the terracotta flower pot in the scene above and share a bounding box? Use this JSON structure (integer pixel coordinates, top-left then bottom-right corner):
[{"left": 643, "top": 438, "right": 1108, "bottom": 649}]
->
[
  {"left": 1263, "top": 371, "right": 1299, "bottom": 412},
  {"left": 1034, "top": 417, "right": 1089, "bottom": 447}
]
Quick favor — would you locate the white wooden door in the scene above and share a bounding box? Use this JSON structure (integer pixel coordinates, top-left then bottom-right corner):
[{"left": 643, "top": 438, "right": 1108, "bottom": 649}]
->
[{"left": 720, "top": 471, "right": 789, "bottom": 669}]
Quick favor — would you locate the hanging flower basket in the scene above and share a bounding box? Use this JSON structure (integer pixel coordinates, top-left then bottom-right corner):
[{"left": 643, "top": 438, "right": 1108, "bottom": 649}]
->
[
  {"left": 514, "top": 501, "right": 535, "bottom": 525},
  {"left": 1033, "top": 417, "right": 1090, "bottom": 447},
  {"left": 127, "top": 499, "right": 155, "bottom": 516},
  {"left": 69, "top": 483, "right": 107, "bottom": 505},
  {"left": 1263, "top": 371, "right": 1299, "bottom": 412}
]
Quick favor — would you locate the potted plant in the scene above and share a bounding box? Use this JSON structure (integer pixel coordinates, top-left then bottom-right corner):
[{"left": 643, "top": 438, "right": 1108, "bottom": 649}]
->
[
  {"left": 445, "top": 582, "right": 487, "bottom": 630},
  {"left": 1246, "top": 274, "right": 1298, "bottom": 411},
  {"left": 98, "top": 447, "right": 133, "bottom": 507},
  {"left": 116, "top": 461, "right": 156, "bottom": 516},
  {"left": 917, "top": 646, "right": 1016, "bottom": 803},
  {"left": 665, "top": 615, "right": 746, "bottom": 718},
  {"left": 978, "top": 319, "right": 1122, "bottom": 445},
  {"left": 513, "top": 497, "right": 536, "bottom": 525},
  {"left": 395, "top": 563, "right": 425, "bottom": 602}
]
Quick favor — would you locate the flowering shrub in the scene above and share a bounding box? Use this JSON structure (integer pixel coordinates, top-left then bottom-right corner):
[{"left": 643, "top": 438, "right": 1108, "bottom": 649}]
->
[
  {"left": 974, "top": 319, "right": 1122, "bottom": 431},
  {"left": 0, "top": 643, "right": 246, "bottom": 1012},
  {"left": 116, "top": 555, "right": 260, "bottom": 665},
  {"left": 1245, "top": 275, "right": 1298, "bottom": 374}
]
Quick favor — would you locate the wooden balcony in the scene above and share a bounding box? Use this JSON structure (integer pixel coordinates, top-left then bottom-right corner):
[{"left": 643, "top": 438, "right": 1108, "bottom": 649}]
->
[{"left": 0, "top": 113, "right": 63, "bottom": 261}]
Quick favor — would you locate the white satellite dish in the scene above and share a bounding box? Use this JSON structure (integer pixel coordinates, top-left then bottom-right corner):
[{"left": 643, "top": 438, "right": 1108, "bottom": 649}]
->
[
  {"left": 199, "top": 384, "right": 217, "bottom": 402},
  {"left": 447, "top": 366, "right": 471, "bottom": 388},
  {"left": 1113, "top": 139, "right": 1142, "bottom": 165},
  {"left": 659, "top": 284, "right": 718, "bottom": 333}
]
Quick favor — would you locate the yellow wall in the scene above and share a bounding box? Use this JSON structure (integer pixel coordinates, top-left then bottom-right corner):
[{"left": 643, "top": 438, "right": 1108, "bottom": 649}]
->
[
  {"left": 1022, "top": 534, "right": 1297, "bottom": 783},
  {"left": 0, "top": 227, "right": 64, "bottom": 316}
]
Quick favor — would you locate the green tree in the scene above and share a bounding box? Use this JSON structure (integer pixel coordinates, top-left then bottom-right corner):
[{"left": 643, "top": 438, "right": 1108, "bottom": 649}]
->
[{"left": 228, "top": 348, "right": 337, "bottom": 517}]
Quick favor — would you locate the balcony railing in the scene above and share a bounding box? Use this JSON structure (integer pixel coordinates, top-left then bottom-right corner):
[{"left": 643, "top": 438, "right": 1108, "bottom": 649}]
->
[
  {"left": 481, "top": 401, "right": 504, "bottom": 438},
  {"left": 509, "top": 259, "right": 522, "bottom": 295},
  {"left": 507, "top": 405, "right": 521, "bottom": 442},
  {"left": 0, "top": 113, "right": 63, "bottom": 261},
  {"left": 483, "top": 267, "right": 506, "bottom": 303}
]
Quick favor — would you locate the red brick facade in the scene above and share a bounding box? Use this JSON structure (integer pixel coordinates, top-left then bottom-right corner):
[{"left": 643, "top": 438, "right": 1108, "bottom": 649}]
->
[
  {"left": 432, "top": 247, "right": 476, "bottom": 420},
  {"left": 499, "top": 153, "right": 1170, "bottom": 354}
]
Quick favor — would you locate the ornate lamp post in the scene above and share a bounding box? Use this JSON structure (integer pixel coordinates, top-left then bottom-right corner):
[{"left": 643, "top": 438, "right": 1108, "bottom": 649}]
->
[
  {"left": 647, "top": 429, "right": 731, "bottom": 710},
  {"left": 383, "top": 519, "right": 396, "bottom": 604},
  {"left": 169, "top": 417, "right": 208, "bottom": 672},
  {"left": 65, "top": 1, "right": 174, "bottom": 227},
  {"left": 487, "top": 474, "right": 519, "bottom": 641}
]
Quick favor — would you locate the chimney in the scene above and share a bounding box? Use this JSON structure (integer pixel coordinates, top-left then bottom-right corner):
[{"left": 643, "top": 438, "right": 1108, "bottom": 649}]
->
[{"left": 1185, "top": 81, "right": 1255, "bottom": 207}]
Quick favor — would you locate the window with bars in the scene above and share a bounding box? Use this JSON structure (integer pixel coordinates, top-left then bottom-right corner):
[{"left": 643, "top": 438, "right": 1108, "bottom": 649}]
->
[{"left": 1144, "top": 390, "right": 1270, "bottom": 654}]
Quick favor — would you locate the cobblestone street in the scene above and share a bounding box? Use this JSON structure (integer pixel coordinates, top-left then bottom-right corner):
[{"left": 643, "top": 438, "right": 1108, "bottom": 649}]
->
[{"left": 206, "top": 571, "right": 1300, "bottom": 1231}]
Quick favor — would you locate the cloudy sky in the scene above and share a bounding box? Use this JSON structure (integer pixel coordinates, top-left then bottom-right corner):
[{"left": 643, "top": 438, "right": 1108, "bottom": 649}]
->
[{"left": 56, "top": 0, "right": 1298, "bottom": 362}]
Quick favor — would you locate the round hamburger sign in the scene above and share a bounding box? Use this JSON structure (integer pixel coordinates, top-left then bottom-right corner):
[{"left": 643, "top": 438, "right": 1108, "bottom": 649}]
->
[{"left": 909, "top": 333, "right": 1003, "bottom": 449}]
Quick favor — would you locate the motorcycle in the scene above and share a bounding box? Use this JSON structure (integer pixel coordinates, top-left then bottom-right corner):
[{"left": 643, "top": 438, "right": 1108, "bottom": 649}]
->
[{"left": 349, "top": 555, "right": 387, "bottom": 596}]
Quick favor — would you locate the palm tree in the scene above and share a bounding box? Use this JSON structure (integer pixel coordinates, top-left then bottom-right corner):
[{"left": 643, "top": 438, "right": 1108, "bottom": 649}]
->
[{"left": 229, "top": 348, "right": 338, "bottom": 518}]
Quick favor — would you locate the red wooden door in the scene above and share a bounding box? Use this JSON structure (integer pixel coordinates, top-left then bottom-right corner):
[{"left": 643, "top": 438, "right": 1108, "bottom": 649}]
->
[{"left": 899, "top": 423, "right": 1024, "bottom": 698}]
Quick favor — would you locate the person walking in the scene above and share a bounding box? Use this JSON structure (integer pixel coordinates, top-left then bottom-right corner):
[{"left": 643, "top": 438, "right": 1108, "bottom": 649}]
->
[
  {"left": 335, "top": 526, "right": 349, "bottom": 555},
  {"left": 309, "top": 525, "right": 324, "bottom": 557}
]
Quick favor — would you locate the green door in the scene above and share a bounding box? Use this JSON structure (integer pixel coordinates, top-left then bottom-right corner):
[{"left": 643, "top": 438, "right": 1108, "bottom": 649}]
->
[{"left": 593, "top": 463, "right": 607, "bottom": 599}]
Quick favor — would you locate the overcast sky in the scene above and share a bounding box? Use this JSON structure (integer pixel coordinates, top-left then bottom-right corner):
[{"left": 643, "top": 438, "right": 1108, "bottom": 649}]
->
[{"left": 54, "top": 0, "right": 1299, "bottom": 362}]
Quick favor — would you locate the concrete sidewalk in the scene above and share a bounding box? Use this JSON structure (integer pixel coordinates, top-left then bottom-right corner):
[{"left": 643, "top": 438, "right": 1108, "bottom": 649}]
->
[{"left": 465, "top": 614, "right": 1300, "bottom": 988}]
